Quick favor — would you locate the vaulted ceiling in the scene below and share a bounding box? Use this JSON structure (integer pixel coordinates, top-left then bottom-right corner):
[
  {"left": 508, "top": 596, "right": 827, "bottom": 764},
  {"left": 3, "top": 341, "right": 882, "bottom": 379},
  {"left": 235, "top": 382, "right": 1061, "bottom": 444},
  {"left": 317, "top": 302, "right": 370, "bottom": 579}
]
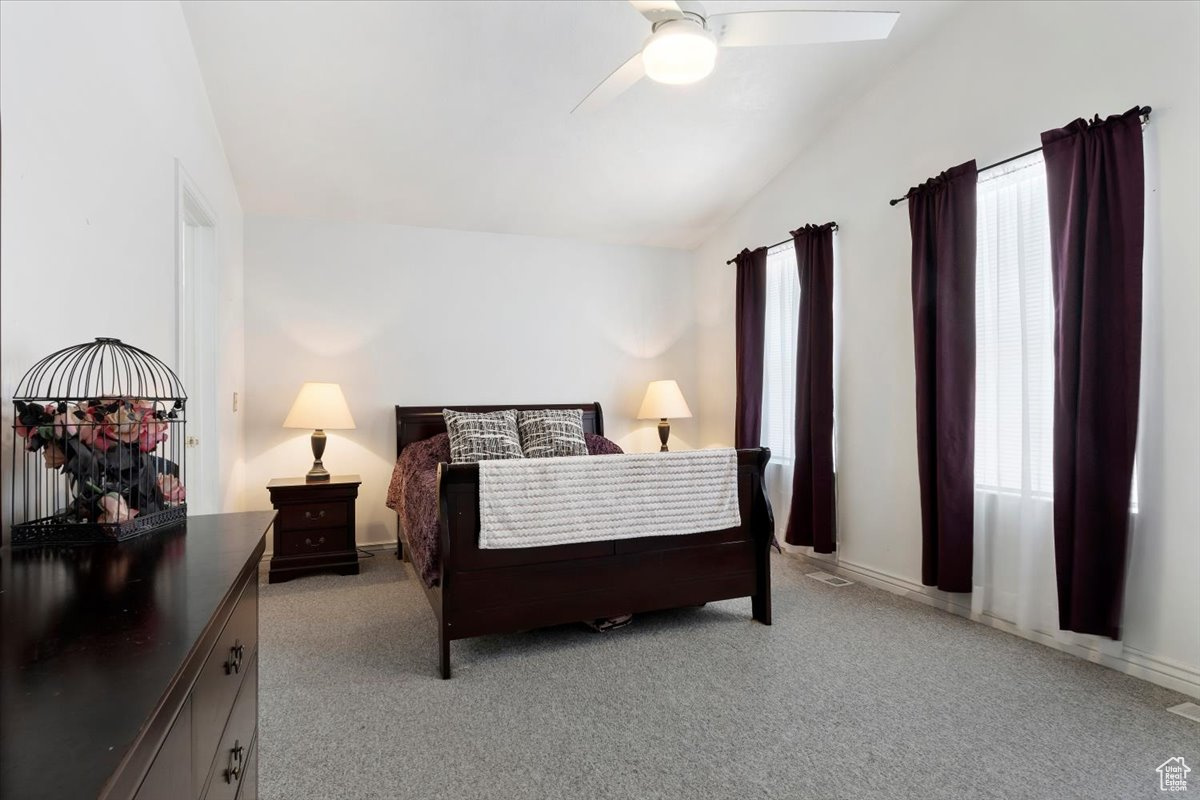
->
[{"left": 182, "top": 0, "right": 962, "bottom": 249}]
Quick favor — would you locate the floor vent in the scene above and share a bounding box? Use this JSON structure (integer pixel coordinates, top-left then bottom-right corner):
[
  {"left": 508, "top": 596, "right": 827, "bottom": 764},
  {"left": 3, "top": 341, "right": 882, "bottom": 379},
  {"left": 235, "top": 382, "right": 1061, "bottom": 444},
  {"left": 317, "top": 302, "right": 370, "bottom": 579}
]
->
[
  {"left": 807, "top": 571, "right": 854, "bottom": 587},
  {"left": 1168, "top": 702, "right": 1200, "bottom": 724}
]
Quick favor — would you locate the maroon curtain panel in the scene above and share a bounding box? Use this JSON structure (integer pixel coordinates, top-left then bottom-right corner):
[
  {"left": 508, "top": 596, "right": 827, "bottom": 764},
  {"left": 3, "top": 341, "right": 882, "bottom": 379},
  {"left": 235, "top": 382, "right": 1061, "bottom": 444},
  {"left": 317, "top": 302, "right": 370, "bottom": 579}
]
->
[
  {"left": 785, "top": 224, "right": 836, "bottom": 553},
  {"left": 908, "top": 160, "right": 978, "bottom": 593},
  {"left": 734, "top": 247, "right": 768, "bottom": 449},
  {"left": 1041, "top": 108, "right": 1144, "bottom": 639}
]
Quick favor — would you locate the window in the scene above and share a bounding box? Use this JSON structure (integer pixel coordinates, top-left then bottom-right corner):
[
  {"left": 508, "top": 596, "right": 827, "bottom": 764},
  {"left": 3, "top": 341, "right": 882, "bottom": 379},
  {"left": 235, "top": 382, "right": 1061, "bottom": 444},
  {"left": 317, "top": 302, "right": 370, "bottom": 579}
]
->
[
  {"left": 760, "top": 241, "right": 799, "bottom": 463},
  {"left": 974, "top": 153, "right": 1055, "bottom": 496},
  {"left": 974, "top": 153, "right": 1137, "bottom": 505}
]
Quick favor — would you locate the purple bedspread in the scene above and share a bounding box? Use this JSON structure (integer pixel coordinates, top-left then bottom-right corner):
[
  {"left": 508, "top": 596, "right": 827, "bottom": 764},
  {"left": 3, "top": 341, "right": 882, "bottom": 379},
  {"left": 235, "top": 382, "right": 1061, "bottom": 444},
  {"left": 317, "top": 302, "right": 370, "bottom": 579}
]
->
[{"left": 386, "top": 432, "right": 623, "bottom": 587}]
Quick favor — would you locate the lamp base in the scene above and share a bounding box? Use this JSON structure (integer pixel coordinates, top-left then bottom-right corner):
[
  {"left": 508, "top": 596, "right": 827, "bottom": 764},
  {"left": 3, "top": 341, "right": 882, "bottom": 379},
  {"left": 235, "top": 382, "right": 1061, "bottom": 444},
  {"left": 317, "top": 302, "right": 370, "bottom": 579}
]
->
[
  {"left": 658, "top": 419, "right": 670, "bottom": 452},
  {"left": 307, "top": 429, "right": 331, "bottom": 482}
]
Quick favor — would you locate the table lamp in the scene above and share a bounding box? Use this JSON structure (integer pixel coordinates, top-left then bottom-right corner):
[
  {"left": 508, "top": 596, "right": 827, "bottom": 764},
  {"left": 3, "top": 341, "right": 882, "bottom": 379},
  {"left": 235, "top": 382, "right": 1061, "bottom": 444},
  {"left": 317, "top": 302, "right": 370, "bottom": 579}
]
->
[
  {"left": 283, "top": 382, "right": 356, "bottom": 481},
  {"left": 637, "top": 379, "right": 692, "bottom": 452}
]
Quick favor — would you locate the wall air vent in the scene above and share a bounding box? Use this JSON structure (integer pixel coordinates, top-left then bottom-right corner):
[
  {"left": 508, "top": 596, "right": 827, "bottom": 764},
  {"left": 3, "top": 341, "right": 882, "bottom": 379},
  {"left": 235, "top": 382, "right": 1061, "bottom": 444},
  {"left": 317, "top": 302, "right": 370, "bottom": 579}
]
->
[
  {"left": 807, "top": 571, "right": 854, "bottom": 587},
  {"left": 1168, "top": 702, "right": 1200, "bottom": 724}
]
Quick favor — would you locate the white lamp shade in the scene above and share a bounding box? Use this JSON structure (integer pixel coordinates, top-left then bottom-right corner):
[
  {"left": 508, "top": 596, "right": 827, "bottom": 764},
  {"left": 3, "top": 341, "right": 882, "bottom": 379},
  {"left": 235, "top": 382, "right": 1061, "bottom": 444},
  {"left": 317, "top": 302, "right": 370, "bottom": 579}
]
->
[
  {"left": 282, "top": 382, "right": 356, "bottom": 430},
  {"left": 637, "top": 380, "right": 692, "bottom": 420}
]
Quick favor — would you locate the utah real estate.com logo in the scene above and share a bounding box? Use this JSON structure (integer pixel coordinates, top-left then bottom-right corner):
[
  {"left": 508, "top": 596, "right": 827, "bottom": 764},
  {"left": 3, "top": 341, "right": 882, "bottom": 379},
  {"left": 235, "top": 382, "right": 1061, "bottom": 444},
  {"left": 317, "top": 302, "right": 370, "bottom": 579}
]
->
[{"left": 1157, "top": 757, "right": 1191, "bottom": 792}]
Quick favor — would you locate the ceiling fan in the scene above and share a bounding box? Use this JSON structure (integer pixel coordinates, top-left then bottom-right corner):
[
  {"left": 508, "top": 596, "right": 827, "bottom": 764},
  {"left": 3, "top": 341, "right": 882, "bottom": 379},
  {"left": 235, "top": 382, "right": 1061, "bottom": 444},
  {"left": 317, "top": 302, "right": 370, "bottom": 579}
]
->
[{"left": 572, "top": 1, "right": 900, "bottom": 113}]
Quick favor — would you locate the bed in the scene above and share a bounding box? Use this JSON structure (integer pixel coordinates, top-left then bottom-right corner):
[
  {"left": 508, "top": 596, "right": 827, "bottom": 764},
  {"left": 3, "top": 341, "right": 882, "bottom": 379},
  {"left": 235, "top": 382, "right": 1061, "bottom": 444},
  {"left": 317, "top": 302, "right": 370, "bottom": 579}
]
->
[{"left": 390, "top": 402, "right": 774, "bottom": 678}]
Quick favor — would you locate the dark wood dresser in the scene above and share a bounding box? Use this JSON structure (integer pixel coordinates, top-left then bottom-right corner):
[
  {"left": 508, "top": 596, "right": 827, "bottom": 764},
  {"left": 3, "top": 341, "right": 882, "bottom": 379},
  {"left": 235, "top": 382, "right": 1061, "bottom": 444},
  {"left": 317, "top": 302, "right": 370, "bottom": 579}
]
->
[
  {"left": 266, "top": 475, "right": 361, "bottom": 583},
  {"left": 0, "top": 510, "right": 275, "bottom": 800}
]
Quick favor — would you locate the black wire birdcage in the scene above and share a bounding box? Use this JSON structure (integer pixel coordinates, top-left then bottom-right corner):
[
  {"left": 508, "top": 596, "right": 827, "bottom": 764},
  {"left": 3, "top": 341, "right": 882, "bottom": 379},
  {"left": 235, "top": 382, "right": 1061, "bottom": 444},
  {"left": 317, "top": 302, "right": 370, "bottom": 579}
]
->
[{"left": 10, "top": 337, "right": 188, "bottom": 545}]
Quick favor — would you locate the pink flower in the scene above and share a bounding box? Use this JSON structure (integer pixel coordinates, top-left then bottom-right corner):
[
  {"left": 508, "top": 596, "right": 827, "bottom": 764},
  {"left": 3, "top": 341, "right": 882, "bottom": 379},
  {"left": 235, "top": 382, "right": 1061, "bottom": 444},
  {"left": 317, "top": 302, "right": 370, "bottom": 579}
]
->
[
  {"left": 104, "top": 399, "right": 170, "bottom": 452},
  {"left": 49, "top": 409, "right": 79, "bottom": 440},
  {"left": 106, "top": 403, "right": 144, "bottom": 444},
  {"left": 138, "top": 411, "right": 169, "bottom": 452},
  {"left": 145, "top": 426, "right": 168, "bottom": 452},
  {"left": 132, "top": 399, "right": 157, "bottom": 415},
  {"left": 76, "top": 398, "right": 137, "bottom": 446},
  {"left": 96, "top": 493, "right": 139, "bottom": 524},
  {"left": 157, "top": 474, "right": 186, "bottom": 505},
  {"left": 76, "top": 404, "right": 117, "bottom": 451},
  {"left": 77, "top": 418, "right": 115, "bottom": 451},
  {"left": 42, "top": 441, "right": 66, "bottom": 469}
]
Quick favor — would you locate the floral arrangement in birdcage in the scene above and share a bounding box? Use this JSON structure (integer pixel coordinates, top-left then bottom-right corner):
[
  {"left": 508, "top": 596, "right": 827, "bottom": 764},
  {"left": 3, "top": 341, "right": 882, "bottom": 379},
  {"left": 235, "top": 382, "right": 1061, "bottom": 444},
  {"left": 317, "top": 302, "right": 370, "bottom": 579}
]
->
[{"left": 10, "top": 338, "right": 188, "bottom": 545}]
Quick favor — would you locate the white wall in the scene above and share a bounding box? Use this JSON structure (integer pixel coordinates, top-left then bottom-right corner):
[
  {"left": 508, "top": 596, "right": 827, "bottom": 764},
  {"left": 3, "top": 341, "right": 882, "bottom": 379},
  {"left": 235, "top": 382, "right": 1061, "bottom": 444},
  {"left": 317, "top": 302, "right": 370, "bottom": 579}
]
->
[
  {"left": 0, "top": 0, "right": 246, "bottom": 543},
  {"left": 243, "top": 216, "right": 698, "bottom": 548},
  {"left": 692, "top": 0, "right": 1200, "bottom": 689}
]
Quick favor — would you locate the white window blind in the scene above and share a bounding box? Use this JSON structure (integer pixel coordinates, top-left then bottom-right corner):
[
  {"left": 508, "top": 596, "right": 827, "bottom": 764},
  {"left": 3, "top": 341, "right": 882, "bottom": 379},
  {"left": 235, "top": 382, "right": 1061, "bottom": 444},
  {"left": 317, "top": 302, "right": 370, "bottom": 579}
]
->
[
  {"left": 974, "top": 153, "right": 1137, "bottom": 505},
  {"left": 760, "top": 242, "right": 799, "bottom": 463},
  {"left": 975, "top": 153, "right": 1055, "bottom": 496}
]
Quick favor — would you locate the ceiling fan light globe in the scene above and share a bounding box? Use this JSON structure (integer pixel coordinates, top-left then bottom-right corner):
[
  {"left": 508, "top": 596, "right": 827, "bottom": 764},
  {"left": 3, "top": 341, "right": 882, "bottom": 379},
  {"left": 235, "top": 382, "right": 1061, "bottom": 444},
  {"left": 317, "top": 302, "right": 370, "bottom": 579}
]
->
[{"left": 641, "top": 19, "right": 717, "bottom": 85}]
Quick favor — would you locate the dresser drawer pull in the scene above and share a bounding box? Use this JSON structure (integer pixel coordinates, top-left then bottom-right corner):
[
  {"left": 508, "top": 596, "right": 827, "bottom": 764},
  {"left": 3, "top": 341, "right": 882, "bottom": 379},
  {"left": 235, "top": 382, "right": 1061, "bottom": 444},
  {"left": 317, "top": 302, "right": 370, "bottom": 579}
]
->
[
  {"left": 225, "top": 740, "right": 245, "bottom": 784},
  {"left": 304, "top": 536, "right": 326, "bottom": 549},
  {"left": 304, "top": 509, "right": 327, "bottom": 521},
  {"left": 225, "top": 640, "right": 245, "bottom": 675}
]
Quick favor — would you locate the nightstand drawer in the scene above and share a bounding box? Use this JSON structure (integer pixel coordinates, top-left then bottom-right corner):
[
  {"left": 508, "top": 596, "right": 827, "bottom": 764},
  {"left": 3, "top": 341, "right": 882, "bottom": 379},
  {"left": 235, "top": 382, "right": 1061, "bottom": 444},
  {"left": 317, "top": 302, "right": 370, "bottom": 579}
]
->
[
  {"left": 275, "top": 527, "right": 349, "bottom": 557},
  {"left": 277, "top": 501, "right": 347, "bottom": 531}
]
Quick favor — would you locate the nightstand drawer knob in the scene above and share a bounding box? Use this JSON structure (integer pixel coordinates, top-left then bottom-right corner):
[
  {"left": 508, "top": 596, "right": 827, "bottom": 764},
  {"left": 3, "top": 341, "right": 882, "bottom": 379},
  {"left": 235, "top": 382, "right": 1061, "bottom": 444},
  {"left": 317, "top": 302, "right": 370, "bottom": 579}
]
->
[
  {"left": 304, "top": 509, "right": 327, "bottom": 521},
  {"left": 304, "top": 536, "right": 326, "bottom": 548}
]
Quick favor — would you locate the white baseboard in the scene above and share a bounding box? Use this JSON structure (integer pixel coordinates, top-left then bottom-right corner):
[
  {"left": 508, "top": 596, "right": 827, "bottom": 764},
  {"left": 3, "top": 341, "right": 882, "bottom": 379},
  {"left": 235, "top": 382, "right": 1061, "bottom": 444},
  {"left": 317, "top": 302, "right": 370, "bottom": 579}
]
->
[
  {"left": 788, "top": 552, "right": 1200, "bottom": 700},
  {"left": 358, "top": 539, "right": 399, "bottom": 552}
]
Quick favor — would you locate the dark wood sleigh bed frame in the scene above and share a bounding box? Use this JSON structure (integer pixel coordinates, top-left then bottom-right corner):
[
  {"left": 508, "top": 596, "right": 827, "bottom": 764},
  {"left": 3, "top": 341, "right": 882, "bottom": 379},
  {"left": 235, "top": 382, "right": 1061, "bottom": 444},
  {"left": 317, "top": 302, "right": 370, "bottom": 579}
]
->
[{"left": 394, "top": 402, "right": 774, "bottom": 678}]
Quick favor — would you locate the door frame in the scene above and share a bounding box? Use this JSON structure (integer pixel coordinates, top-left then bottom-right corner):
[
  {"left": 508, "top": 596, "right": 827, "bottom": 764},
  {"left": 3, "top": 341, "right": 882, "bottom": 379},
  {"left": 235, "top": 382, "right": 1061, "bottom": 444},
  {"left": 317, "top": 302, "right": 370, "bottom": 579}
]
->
[{"left": 175, "top": 160, "right": 220, "bottom": 514}]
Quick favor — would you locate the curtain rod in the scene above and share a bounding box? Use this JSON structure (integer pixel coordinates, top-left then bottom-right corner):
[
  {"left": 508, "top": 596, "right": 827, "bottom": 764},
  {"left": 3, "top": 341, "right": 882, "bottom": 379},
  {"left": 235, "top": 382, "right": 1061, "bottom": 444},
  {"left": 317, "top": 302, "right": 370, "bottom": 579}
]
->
[
  {"left": 725, "top": 222, "right": 838, "bottom": 265},
  {"left": 887, "top": 106, "right": 1152, "bottom": 207}
]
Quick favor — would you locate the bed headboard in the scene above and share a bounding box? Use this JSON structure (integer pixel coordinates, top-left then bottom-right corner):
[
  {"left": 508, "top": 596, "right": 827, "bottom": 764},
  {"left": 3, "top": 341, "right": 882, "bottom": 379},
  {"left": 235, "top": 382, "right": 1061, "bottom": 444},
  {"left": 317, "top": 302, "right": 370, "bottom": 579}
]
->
[{"left": 394, "top": 403, "right": 604, "bottom": 457}]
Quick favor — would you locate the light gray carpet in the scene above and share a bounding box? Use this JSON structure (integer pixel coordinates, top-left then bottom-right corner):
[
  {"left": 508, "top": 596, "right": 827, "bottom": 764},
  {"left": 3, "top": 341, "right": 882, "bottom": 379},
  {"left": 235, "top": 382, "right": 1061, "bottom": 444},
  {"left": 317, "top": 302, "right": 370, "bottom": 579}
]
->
[{"left": 258, "top": 553, "right": 1196, "bottom": 800}]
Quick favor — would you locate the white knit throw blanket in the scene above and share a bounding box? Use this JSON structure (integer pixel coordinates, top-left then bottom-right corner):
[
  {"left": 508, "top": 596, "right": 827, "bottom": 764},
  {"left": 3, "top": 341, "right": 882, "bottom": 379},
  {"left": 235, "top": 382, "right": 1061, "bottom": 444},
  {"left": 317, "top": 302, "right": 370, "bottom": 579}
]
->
[{"left": 477, "top": 449, "right": 741, "bottom": 549}]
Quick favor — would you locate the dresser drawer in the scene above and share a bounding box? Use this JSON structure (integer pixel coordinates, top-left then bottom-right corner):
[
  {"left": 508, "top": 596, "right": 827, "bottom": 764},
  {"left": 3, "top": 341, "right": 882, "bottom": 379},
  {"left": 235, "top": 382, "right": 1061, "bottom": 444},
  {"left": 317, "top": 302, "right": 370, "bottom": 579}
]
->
[
  {"left": 275, "top": 527, "right": 350, "bottom": 557},
  {"left": 234, "top": 734, "right": 257, "bottom": 800},
  {"left": 203, "top": 651, "right": 258, "bottom": 800},
  {"left": 134, "top": 697, "right": 192, "bottom": 800},
  {"left": 277, "top": 501, "right": 347, "bottom": 531},
  {"left": 192, "top": 576, "right": 258, "bottom": 798}
]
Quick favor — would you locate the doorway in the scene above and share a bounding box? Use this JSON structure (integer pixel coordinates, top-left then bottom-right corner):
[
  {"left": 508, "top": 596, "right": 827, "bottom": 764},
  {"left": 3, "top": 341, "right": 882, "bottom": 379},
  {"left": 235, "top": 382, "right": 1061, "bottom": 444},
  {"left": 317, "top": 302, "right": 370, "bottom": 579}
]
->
[{"left": 176, "top": 162, "right": 220, "bottom": 514}]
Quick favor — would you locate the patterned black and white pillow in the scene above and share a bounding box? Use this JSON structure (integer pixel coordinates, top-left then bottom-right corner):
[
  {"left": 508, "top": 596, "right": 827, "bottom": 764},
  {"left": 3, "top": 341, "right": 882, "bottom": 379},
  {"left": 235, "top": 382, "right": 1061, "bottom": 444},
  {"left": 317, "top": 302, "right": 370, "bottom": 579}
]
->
[
  {"left": 442, "top": 409, "right": 524, "bottom": 464},
  {"left": 517, "top": 409, "right": 589, "bottom": 459}
]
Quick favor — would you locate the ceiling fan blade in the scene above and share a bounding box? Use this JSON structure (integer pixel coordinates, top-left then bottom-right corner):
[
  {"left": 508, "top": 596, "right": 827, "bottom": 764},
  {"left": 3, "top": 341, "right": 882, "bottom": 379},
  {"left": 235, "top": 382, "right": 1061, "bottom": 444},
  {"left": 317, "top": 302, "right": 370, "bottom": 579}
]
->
[
  {"left": 628, "top": 0, "right": 686, "bottom": 23},
  {"left": 571, "top": 51, "right": 646, "bottom": 114},
  {"left": 710, "top": 9, "right": 899, "bottom": 47}
]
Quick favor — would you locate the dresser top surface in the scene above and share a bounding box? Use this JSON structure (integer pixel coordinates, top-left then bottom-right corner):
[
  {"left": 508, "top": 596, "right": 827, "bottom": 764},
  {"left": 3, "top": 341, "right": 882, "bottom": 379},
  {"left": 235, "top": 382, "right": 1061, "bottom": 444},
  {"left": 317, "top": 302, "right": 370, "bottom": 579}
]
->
[{"left": 0, "top": 510, "right": 275, "bottom": 799}]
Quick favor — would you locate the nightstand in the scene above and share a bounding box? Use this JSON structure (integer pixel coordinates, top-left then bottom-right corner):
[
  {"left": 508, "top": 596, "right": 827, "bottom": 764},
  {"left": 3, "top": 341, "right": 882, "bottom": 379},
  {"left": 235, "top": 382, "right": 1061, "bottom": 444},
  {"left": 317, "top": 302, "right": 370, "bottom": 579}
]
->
[{"left": 266, "top": 474, "right": 362, "bottom": 583}]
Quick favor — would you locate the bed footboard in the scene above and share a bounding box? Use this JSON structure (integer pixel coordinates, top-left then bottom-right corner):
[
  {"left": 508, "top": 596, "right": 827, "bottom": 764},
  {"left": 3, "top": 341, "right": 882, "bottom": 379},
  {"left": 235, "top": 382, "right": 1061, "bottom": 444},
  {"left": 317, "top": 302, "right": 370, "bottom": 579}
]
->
[{"left": 431, "top": 447, "right": 773, "bottom": 678}]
